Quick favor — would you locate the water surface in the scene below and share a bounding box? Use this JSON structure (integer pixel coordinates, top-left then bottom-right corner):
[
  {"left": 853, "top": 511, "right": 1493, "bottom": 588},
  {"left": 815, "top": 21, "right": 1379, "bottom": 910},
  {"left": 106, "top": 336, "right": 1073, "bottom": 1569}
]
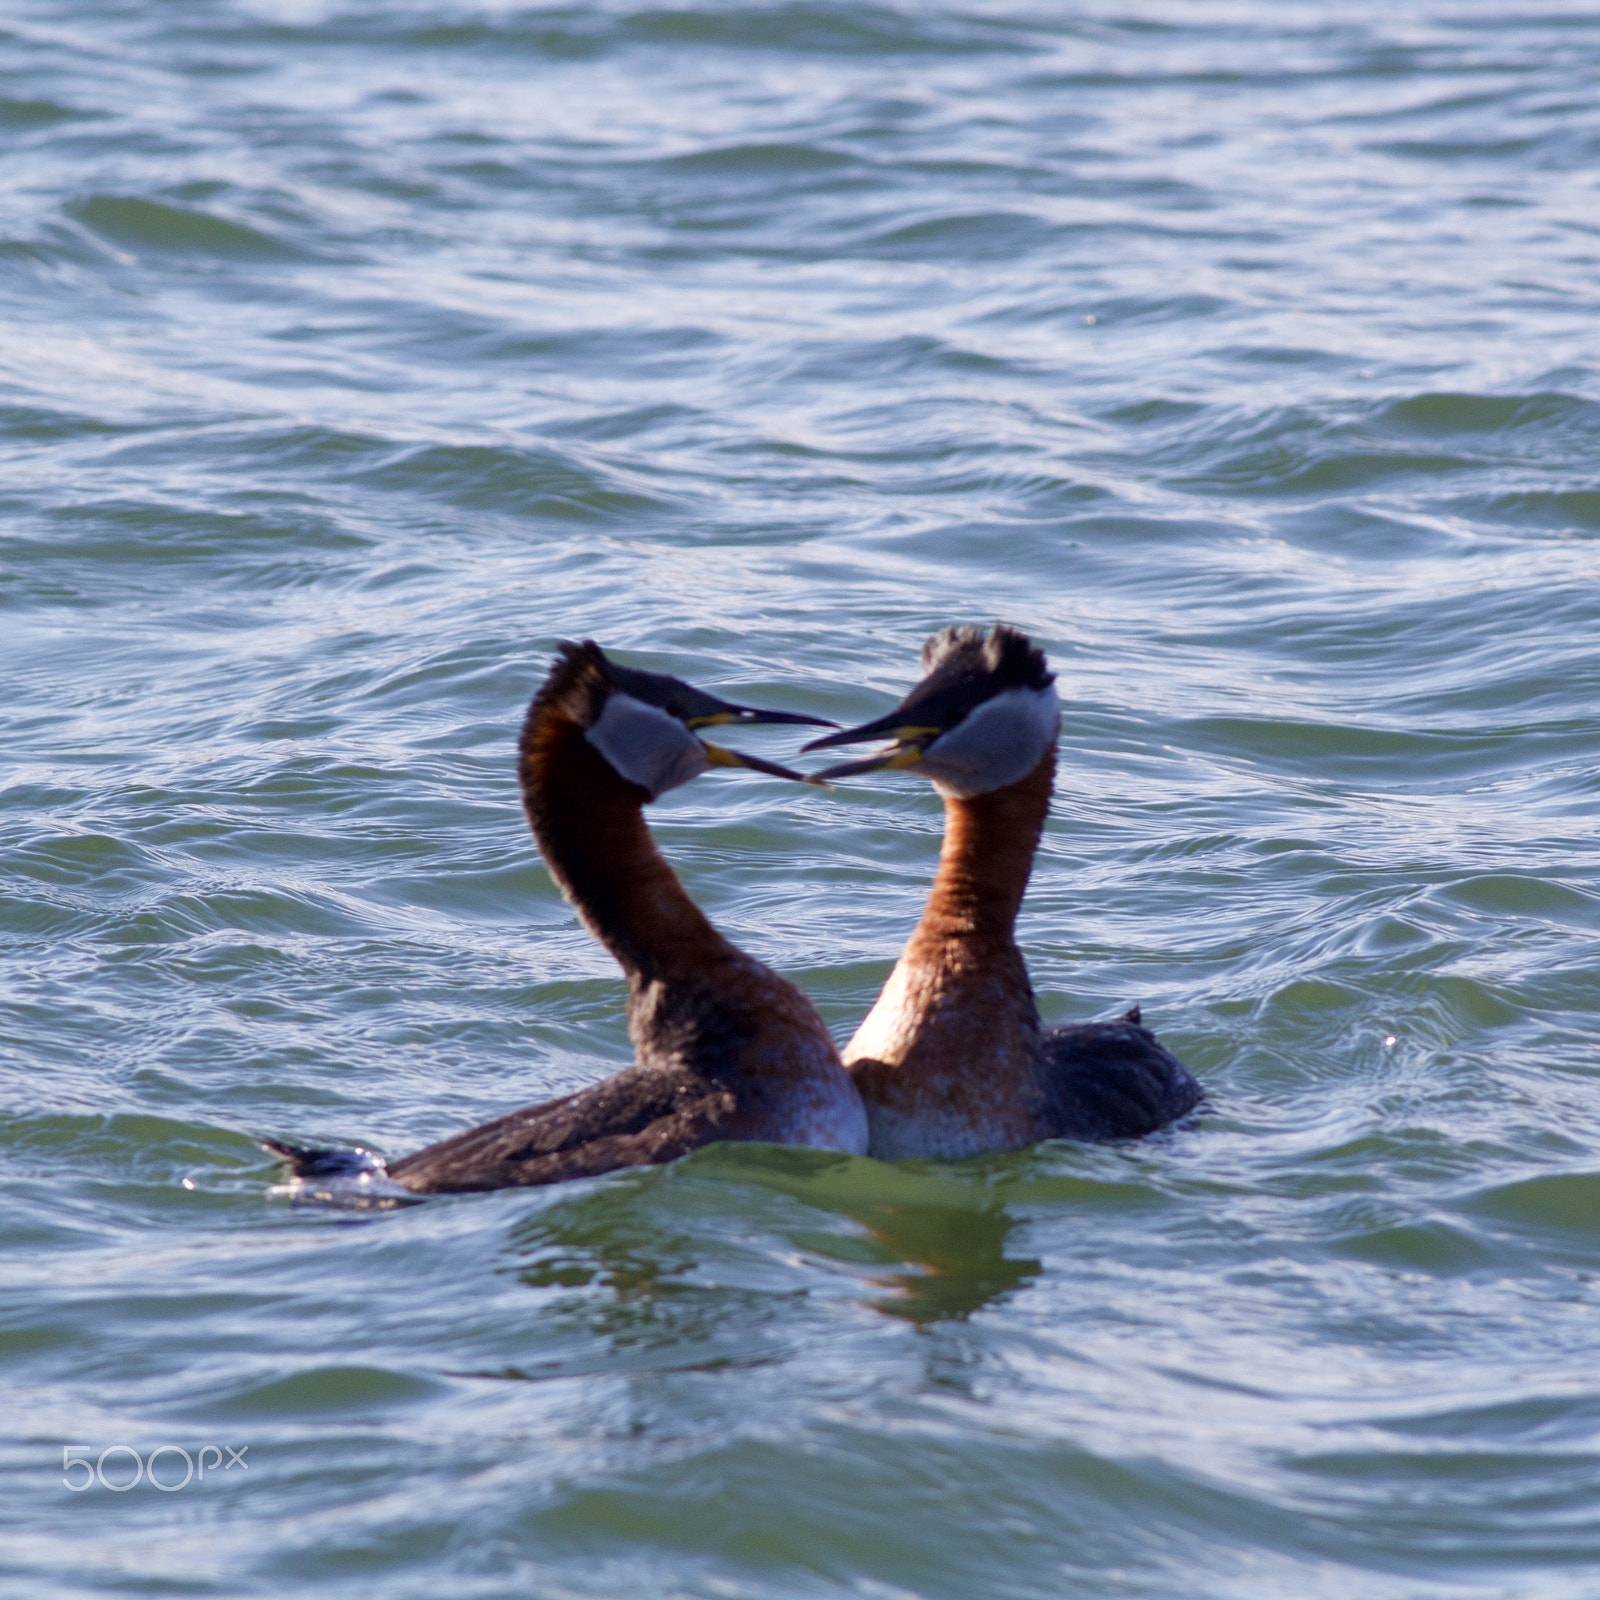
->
[{"left": 5, "top": 2, "right": 1600, "bottom": 1596}]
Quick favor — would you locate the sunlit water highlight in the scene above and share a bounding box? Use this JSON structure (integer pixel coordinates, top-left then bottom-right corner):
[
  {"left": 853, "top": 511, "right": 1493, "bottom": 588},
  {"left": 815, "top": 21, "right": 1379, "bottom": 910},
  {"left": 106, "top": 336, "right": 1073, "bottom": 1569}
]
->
[{"left": 4, "top": 2, "right": 1600, "bottom": 1596}]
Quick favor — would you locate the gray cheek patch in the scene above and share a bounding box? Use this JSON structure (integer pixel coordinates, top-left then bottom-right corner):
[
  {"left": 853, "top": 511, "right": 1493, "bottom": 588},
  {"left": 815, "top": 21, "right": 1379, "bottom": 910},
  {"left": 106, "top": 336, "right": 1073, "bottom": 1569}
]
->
[
  {"left": 922, "top": 684, "right": 1060, "bottom": 798},
  {"left": 585, "top": 693, "right": 710, "bottom": 798}
]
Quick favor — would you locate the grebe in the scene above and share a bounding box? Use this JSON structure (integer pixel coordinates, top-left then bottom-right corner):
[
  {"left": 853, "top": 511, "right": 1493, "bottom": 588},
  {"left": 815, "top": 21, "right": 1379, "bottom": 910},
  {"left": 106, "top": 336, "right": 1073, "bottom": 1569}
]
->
[
  {"left": 267, "top": 641, "right": 868, "bottom": 1194},
  {"left": 805, "top": 624, "right": 1201, "bottom": 1160}
]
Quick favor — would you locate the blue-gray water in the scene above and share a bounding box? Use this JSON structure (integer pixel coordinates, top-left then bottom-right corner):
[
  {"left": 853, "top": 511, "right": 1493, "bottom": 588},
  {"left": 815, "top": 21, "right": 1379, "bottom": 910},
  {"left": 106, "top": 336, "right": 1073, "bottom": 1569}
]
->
[{"left": 5, "top": 2, "right": 1600, "bottom": 1595}]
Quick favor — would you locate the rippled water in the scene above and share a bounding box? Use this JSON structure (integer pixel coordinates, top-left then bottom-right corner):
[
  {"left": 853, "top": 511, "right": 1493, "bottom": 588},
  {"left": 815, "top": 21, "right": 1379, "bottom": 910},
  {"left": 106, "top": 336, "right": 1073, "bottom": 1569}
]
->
[{"left": 5, "top": 2, "right": 1600, "bottom": 1595}]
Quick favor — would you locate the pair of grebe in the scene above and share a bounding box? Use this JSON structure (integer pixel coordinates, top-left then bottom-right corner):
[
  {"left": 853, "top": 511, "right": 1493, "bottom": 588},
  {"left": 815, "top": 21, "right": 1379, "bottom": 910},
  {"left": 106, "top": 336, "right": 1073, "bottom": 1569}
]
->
[{"left": 265, "top": 627, "right": 1200, "bottom": 1196}]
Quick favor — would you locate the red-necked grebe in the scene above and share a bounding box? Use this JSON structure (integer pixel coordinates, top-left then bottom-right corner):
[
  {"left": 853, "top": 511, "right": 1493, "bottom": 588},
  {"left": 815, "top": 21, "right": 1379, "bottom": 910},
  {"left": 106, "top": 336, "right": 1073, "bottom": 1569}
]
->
[
  {"left": 266, "top": 640, "right": 868, "bottom": 1194},
  {"left": 806, "top": 624, "right": 1201, "bottom": 1160}
]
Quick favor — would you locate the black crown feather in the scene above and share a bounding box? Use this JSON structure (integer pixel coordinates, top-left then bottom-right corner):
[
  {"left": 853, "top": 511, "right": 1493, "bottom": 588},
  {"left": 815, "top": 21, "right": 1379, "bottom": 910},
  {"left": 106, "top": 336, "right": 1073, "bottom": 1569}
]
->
[{"left": 919, "top": 624, "right": 1053, "bottom": 692}]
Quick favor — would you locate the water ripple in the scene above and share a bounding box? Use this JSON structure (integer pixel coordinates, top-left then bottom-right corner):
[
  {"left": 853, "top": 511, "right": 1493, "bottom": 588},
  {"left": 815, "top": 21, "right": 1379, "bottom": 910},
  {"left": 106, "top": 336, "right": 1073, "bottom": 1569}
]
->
[{"left": 5, "top": 1, "right": 1600, "bottom": 1597}]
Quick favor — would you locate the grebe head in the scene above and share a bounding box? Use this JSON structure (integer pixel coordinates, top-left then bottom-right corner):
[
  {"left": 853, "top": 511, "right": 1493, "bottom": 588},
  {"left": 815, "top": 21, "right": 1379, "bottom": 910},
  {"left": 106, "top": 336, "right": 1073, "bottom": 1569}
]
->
[
  {"left": 804, "top": 624, "right": 1058, "bottom": 798},
  {"left": 539, "top": 640, "right": 835, "bottom": 800}
]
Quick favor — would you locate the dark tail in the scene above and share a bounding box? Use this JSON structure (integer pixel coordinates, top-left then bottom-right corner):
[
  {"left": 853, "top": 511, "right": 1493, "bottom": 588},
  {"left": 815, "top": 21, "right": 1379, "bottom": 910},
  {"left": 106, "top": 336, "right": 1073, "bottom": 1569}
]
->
[
  {"left": 1041, "top": 1018, "right": 1204, "bottom": 1140},
  {"left": 260, "top": 1138, "right": 392, "bottom": 1180}
]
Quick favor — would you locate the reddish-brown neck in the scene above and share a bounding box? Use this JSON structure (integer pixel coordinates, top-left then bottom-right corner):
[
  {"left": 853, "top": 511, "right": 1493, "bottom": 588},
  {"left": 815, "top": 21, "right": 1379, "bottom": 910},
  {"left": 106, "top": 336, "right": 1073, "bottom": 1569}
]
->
[
  {"left": 902, "top": 742, "right": 1056, "bottom": 970},
  {"left": 842, "top": 742, "right": 1058, "bottom": 1154},
  {"left": 519, "top": 711, "right": 730, "bottom": 983}
]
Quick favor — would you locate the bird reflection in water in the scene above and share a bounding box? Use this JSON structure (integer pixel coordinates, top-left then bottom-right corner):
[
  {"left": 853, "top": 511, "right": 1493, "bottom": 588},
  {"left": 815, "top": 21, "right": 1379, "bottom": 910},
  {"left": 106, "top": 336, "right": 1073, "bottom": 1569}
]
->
[
  {"left": 850, "top": 1192, "right": 1039, "bottom": 1325},
  {"left": 504, "top": 1149, "right": 1040, "bottom": 1334}
]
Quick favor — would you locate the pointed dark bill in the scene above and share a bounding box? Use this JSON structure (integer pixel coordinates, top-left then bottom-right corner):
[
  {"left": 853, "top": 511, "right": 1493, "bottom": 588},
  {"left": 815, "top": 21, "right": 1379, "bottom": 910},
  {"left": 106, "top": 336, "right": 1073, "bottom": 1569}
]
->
[
  {"left": 688, "top": 702, "right": 838, "bottom": 731},
  {"left": 802, "top": 711, "right": 938, "bottom": 752},
  {"left": 597, "top": 649, "right": 837, "bottom": 732},
  {"left": 809, "top": 744, "right": 927, "bottom": 782},
  {"left": 702, "top": 741, "right": 831, "bottom": 785}
]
